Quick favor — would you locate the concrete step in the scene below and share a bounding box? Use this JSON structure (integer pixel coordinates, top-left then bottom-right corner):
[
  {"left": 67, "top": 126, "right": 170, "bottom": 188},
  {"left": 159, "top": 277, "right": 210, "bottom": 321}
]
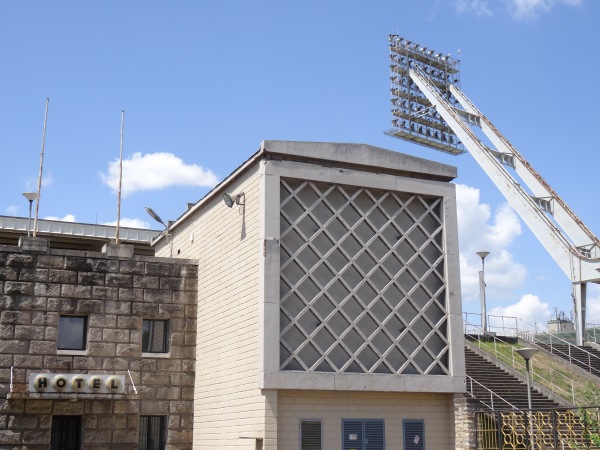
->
[{"left": 465, "top": 347, "right": 560, "bottom": 410}]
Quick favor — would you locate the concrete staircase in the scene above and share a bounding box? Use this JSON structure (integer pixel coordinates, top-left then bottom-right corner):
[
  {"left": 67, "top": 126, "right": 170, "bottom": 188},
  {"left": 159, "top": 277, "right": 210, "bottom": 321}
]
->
[
  {"left": 465, "top": 347, "right": 560, "bottom": 410},
  {"left": 537, "top": 343, "right": 600, "bottom": 377}
]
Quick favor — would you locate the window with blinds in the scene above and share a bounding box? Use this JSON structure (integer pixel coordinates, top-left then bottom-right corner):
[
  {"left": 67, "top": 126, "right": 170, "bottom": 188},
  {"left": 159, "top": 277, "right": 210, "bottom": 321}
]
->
[
  {"left": 403, "top": 419, "right": 425, "bottom": 450},
  {"left": 300, "top": 420, "right": 322, "bottom": 450}
]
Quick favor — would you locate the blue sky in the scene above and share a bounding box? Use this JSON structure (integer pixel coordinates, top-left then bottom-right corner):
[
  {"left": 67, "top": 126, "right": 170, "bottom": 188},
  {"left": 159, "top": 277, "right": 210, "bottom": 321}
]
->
[{"left": 2, "top": 0, "right": 599, "bottom": 327}]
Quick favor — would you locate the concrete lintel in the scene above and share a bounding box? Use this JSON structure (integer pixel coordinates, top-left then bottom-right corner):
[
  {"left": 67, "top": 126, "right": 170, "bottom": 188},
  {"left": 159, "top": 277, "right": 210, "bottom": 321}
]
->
[
  {"left": 18, "top": 236, "right": 50, "bottom": 253},
  {"left": 102, "top": 243, "right": 134, "bottom": 259}
]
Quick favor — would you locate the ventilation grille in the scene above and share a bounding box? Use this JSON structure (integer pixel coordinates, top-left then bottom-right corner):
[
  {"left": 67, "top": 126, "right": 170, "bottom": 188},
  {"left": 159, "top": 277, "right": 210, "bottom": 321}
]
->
[
  {"left": 300, "top": 420, "right": 322, "bottom": 450},
  {"left": 279, "top": 178, "right": 449, "bottom": 375},
  {"left": 403, "top": 419, "right": 425, "bottom": 450}
]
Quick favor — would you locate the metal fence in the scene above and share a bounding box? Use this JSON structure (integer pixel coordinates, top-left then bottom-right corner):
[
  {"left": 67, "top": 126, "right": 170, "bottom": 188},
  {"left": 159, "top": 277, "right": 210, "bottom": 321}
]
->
[{"left": 476, "top": 407, "right": 600, "bottom": 449}]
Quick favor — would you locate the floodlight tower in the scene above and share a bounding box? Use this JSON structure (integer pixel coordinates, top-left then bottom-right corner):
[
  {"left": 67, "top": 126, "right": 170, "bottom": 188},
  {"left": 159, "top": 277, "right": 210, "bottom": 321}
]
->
[{"left": 386, "top": 35, "right": 600, "bottom": 345}]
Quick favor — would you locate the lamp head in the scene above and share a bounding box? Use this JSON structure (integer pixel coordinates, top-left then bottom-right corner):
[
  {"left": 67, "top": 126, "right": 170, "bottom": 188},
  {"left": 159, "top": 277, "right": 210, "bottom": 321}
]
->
[
  {"left": 476, "top": 251, "right": 490, "bottom": 261},
  {"left": 23, "top": 192, "right": 38, "bottom": 202},
  {"left": 145, "top": 207, "right": 166, "bottom": 227},
  {"left": 223, "top": 192, "right": 244, "bottom": 208},
  {"left": 516, "top": 347, "right": 538, "bottom": 361}
]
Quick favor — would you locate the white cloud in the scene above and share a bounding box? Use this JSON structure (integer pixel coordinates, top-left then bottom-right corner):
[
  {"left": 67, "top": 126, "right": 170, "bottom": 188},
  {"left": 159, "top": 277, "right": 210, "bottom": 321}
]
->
[
  {"left": 585, "top": 284, "right": 600, "bottom": 324},
  {"left": 488, "top": 294, "right": 552, "bottom": 330},
  {"left": 456, "top": 184, "right": 527, "bottom": 303},
  {"left": 507, "top": 0, "right": 582, "bottom": 20},
  {"left": 99, "top": 152, "right": 219, "bottom": 196},
  {"left": 43, "top": 214, "right": 76, "bottom": 222},
  {"left": 453, "top": 0, "right": 582, "bottom": 19},
  {"left": 26, "top": 173, "right": 54, "bottom": 190},
  {"left": 5, "top": 205, "right": 19, "bottom": 215},
  {"left": 101, "top": 218, "right": 151, "bottom": 229},
  {"left": 454, "top": 0, "right": 493, "bottom": 16}
]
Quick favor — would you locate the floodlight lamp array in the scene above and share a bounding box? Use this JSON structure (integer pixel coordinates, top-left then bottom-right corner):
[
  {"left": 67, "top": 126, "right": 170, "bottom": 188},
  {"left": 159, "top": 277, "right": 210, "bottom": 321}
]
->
[{"left": 385, "top": 35, "right": 465, "bottom": 155}]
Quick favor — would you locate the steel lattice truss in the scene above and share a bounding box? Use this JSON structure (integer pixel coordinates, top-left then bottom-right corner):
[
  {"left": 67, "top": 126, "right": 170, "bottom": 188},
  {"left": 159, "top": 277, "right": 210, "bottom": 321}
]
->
[
  {"left": 279, "top": 178, "right": 449, "bottom": 375},
  {"left": 386, "top": 34, "right": 600, "bottom": 345}
]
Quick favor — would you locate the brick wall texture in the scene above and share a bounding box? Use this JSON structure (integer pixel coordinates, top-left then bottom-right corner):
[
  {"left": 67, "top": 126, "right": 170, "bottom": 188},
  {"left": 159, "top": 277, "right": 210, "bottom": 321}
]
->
[{"left": 0, "top": 241, "right": 198, "bottom": 449}]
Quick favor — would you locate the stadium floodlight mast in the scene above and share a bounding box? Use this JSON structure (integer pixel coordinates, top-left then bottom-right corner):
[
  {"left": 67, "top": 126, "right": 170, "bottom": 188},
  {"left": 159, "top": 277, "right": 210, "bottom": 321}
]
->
[{"left": 385, "top": 35, "right": 600, "bottom": 346}]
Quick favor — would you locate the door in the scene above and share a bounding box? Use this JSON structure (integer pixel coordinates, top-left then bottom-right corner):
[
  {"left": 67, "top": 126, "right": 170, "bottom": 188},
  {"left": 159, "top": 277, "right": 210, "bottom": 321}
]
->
[{"left": 342, "top": 419, "right": 384, "bottom": 450}]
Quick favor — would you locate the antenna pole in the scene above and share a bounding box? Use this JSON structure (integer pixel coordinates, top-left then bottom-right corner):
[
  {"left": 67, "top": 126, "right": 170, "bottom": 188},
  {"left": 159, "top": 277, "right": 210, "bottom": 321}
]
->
[
  {"left": 116, "top": 110, "right": 124, "bottom": 244},
  {"left": 33, "top": 98, "right": 49, "bottom": 237}
]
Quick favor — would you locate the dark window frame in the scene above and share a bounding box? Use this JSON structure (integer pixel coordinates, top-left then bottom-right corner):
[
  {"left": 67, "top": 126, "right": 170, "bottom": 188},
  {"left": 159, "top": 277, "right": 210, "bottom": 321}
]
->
[
  {"left": 142, "top": 319, "right": 169, "bottom": 353},
  {"left": 51, "top": 415, "right": 82, "bottom": 450},
  {"left": 140, "top": 415, "right": 167, "bottom": 450},
  {"left": 57, "top": 315, "right": 87, "bottom": 351}
]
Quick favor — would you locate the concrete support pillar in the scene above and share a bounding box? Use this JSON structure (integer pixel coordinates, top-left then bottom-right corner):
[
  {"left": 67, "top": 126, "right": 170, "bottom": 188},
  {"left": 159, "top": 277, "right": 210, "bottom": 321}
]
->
[
  {"left": 574, "top": 282, "right": 587, "bottom": 346},
  {"left": 454, "top": 394, "right": 478, "bottom": 450}
]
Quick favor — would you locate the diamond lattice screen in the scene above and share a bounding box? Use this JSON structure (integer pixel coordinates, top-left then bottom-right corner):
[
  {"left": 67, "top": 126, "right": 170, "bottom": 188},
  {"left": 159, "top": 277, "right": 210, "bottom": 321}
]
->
[{"left": 279, "top": 178, "right": 449, "bottom": 375}]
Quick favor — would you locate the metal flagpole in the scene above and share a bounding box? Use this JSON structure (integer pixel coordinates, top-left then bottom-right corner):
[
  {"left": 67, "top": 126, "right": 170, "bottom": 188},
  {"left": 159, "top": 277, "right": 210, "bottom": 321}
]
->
[
  {"left": 33, "top": 98, "right": 49, "bottom": 237},
  {"left": 116, "top": 111, "right": 124, "bottom": 244}
]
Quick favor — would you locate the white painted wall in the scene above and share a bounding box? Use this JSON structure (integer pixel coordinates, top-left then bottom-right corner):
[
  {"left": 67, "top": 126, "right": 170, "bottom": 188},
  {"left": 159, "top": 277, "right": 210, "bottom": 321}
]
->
[
  {"left": 158, "top": 163, "right": 275, "bottom": 449},
  {"left": 277, "top": 390, "right": 455, "bottom": 449}
]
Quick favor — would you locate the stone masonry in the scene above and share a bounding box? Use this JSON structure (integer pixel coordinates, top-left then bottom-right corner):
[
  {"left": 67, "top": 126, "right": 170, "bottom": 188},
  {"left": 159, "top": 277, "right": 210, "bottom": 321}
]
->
[{"left": 0, "top": 239, "right": 197, "bottom": 449}]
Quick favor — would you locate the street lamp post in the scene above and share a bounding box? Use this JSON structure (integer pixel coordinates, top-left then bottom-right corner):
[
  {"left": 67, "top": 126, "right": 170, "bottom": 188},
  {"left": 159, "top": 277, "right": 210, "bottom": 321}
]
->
[
  {"left": 22, "top": 192, "right": 38, "bottom": 237},
  {"left": 516, "top": 347, "right": 538, "bottom": 449},
  {"left": 145, "top": 207, "right": 172, "bottom": 257},
  {"left": 476, "top": 251, "right": 490, "bottom": 333}
]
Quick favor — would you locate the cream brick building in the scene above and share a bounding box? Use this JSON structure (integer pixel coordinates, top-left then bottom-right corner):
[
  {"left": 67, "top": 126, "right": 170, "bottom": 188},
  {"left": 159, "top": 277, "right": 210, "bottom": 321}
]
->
[{"left": 154, "top": 140, "right": 465, "bottom": 450}]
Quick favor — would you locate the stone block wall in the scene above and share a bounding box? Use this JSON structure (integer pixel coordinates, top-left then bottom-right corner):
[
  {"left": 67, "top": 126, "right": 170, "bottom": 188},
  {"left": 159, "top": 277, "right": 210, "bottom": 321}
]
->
[{"left": 0, "top": 239, "right": 197, "bottom": 449}]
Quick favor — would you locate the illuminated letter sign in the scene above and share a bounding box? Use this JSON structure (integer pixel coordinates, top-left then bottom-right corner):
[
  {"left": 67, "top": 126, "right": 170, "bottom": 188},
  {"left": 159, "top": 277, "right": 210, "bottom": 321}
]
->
[
  {"left": 89, "top": 377, "right": 102, "bottom": 391},
  {"left": 29, "top": 373, "right": 126, "bottom": 394},
  {"left": 34, "top": 375, "right": 48, "bottom": 391},
  {"left": 105, "top": 376, "right": 122, "bottom": 392},
  {"left": 52, "top": 376, "right": 68, "bottom": 391},
  {"left": 71, "top": 376, "right": 85, "bottom": 391}
]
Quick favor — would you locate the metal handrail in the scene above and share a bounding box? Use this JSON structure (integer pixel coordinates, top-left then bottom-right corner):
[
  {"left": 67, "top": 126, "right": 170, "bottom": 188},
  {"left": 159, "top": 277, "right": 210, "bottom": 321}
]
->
[
  {"left": 536, "top": 337, "right": 600, "bottom": 376},
  {"left": 464, "top": 316, "right": 592, "bottom": 406},
  {"left": 585, "top": 323, "right": 600, "bottom": 344},
  {"left": 466, "top": 375, "right": 519, "bottom": 411},
  {"left": 465, "top": 312, "right": 600, "bottom": 376}
]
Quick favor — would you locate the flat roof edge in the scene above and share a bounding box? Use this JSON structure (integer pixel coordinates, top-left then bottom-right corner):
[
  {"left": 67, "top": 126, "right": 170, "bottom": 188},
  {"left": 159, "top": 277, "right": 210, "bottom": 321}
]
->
[{"left": 261, "top": 140, "right": 457, "bottom": 180}]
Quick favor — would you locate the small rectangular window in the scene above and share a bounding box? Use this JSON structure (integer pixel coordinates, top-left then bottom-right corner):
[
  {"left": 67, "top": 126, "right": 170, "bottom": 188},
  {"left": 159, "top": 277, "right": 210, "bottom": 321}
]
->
[
  {"left": 51, "top": 415, "right": 81, "bottom": 450},
  {"left": 140, "top": 415, "right": 166, "bottom": 450},
  {"left": 403, "top": 419, "right": 424, "bottom": 450},
  {"left": 142, "top": 320, "right": 169, "bottom": 353},
  {"left": 58, "top": 316, "right": 87, "bottom": 350},
  {"left": 300, "top": 419, "right": 322, "bottom": 450}
]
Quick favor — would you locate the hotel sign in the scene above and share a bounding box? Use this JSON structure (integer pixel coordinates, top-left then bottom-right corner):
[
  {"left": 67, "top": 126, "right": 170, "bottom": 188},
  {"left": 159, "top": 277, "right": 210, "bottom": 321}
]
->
[{"left": 29, "top": 373, "right": 125, "bottom": 394}]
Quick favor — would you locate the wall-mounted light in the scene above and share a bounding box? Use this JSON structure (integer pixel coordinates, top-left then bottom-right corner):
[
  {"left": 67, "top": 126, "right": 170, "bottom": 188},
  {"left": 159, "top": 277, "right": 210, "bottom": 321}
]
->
[{"left": 223, "top": 192, "right": 245, "bottom": 208}]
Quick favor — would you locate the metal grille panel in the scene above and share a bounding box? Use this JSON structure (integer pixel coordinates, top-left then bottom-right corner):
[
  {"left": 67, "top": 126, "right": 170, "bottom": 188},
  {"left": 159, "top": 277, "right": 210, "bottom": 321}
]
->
[
  {"left": 279, "top": 178, "right": 448, "bottom": 375},
  {"left": 403, "top": 419, "right": 425, "bottom": 450},
  {"left": 300, "top": 420, "right": 322, "bottom": 450}
]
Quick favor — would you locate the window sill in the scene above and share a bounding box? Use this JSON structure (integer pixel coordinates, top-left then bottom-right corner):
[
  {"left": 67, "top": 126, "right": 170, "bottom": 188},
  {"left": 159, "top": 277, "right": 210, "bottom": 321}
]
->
[
  {"left": 142, "top": 352, "right": 171, "bottom": 359},
  {"left": 57, "top": 349, "right": 88, "bottom": 356}
]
